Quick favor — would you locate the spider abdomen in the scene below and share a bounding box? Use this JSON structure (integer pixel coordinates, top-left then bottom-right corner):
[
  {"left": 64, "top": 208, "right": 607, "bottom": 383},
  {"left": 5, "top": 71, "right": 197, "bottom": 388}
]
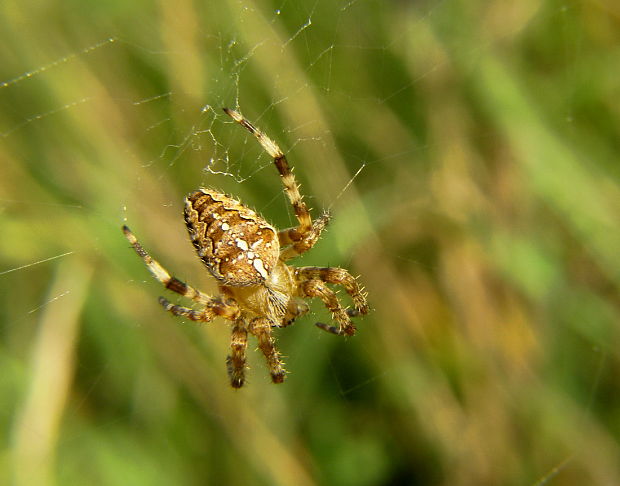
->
[{"left": 184, "top": 189, "right": 280, "bottom": 286}]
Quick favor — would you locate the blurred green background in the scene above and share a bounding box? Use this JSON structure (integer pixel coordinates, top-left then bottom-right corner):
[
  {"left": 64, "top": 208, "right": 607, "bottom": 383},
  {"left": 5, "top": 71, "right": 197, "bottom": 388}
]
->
[{"left": 1, "top": 0, "right": 620, "bottom": 484}]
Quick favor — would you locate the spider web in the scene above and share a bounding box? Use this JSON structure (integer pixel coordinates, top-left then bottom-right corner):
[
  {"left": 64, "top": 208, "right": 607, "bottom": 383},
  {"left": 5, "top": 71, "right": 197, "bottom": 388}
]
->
[{"left": 1, "top": 1, "right": 618, "bottom": 485}]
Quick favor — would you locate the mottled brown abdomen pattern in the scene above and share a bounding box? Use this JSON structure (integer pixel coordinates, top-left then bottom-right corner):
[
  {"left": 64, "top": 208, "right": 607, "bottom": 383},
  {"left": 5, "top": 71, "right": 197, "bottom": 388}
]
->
[{"left": 184, "top": 189, "right": 280, "bottom": 286}]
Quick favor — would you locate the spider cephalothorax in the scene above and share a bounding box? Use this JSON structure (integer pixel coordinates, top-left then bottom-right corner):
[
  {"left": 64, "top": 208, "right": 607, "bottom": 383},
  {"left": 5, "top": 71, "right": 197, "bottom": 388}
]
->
[{"left": 123, "top": 108, "right": 368, "bottom": 387}]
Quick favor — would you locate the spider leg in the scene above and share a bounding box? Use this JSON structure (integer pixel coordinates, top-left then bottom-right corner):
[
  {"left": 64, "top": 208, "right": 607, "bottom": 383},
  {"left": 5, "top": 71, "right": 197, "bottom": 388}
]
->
[
  {"left": 158, "top": 297, "right": 209, "bottom": 321},
  {"left": 123, "top": 225, "right": 240, "bottom": 321},
  {"left": 296, "top": 266, "right": 369, "bottom": 316},
  {"left": 223, "top": 108, "right": 320, "bottom": 259},
  {"left": 278, "top": 212, "right": 331, "bottom": 261},
  {"left": 300, "top": 279, "right": 356, "bottom": 336},
  {"left": 272, "top": 298, "right": 310, "bottom": 329},
  {"left": 226, "top": 318, "right": 249, "bottom": 388},
  {"left": 249, "top": 317, "right": 286, "bottom": 383},
  {"left": 158, "top": 296, "right": 238, "bottom": 322}
]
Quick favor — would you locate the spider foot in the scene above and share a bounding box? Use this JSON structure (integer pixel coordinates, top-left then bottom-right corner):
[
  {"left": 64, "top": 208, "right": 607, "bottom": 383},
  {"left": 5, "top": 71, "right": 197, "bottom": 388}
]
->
[
  {"left": 315, "top": 322, "right": 356, "bottom": 336},
  {"left": 347, "top": 308, "right": 364, "bottom": 318},
  {"left": 226, "top": 355, "right": 246, "bottom": 389},
  {"left": 348, "top": 300, "right": 370, "bottom": 317},
  {"left": 271, "top": 370, "right": 286, "bottom": 384}
]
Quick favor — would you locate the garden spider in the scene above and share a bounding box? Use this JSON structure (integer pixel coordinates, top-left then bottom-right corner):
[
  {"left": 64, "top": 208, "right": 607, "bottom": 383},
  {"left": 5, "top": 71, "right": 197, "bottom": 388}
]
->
[{"left": 123, "top": 108, "right": 368, "bottom": 388}]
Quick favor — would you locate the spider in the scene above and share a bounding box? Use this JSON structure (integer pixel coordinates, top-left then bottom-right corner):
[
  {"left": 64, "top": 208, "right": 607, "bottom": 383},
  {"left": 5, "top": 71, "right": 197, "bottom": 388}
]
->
[{"left": 122, "top": 108, "right": 368, "bottom": 388}]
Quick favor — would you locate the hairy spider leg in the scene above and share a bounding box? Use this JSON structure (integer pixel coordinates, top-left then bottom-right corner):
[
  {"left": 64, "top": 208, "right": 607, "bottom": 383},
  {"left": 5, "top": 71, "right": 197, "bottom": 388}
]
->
[
  {"left": 227, "top": 318, "right": 249, "bottom": 388},
  {"left": 295, "top": 266, "right": 369, "bottom": 336},
  {"left": 122, "top": 225, "right": 240, "bottom": 322},
  {"left": 249, "top": 317, "right": 286, "bottom": 383},
  {"left": 300, "top": 279, "right": 356, "bottom": 336},
  {"left": 223, "top": 108, "right": 324, "bottom": 260},
  {"left": 296, "top": 266, "right": 369, "bottom": 315}
]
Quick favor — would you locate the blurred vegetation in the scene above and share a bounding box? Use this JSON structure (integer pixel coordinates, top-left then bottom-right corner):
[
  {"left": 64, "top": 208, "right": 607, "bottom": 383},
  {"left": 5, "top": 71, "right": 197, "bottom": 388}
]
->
[{"left": 1, "top": 0, "right": 620, "bottom": 485}]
